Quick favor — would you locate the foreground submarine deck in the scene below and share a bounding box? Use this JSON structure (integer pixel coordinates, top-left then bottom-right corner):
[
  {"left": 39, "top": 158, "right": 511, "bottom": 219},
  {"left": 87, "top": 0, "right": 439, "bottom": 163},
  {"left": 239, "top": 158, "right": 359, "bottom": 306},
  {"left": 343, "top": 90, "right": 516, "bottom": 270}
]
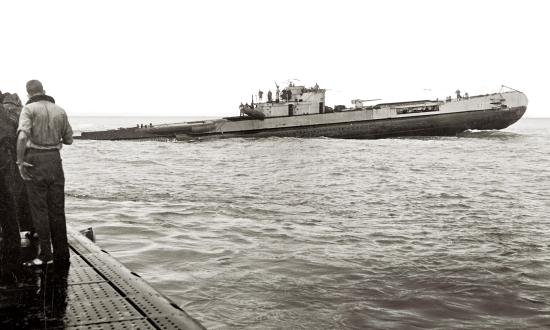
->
[{"left": 0, "top": 227, "right": 205, "bottom": 329}]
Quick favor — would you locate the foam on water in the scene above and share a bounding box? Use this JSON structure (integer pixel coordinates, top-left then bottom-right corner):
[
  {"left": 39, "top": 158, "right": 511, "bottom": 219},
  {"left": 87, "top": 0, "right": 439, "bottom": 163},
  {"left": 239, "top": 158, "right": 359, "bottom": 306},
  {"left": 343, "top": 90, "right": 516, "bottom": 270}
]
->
[{"left": 63, "top": 118, "right": 550, "bottom": 329}]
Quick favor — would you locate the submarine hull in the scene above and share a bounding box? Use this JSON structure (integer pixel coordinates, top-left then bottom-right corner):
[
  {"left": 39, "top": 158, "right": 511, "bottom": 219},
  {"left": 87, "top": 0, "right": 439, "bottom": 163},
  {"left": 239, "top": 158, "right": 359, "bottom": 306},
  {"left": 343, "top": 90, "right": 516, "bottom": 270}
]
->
[
  {"left": 175, "top": 106, "right": 526, "bottom": 141},
  {"left": 78, "top": 106, "right": 526, "bottom": 141},
  {"left": 77, "top": 91, "right": 527, "bottom": 141}
]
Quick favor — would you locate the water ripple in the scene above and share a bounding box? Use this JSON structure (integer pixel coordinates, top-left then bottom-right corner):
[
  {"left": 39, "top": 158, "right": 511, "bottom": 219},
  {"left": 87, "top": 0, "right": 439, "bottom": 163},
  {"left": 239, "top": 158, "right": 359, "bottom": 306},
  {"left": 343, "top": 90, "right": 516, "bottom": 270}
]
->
[{"left": 63, "top": 118, "right": 550, "bottom": 329}]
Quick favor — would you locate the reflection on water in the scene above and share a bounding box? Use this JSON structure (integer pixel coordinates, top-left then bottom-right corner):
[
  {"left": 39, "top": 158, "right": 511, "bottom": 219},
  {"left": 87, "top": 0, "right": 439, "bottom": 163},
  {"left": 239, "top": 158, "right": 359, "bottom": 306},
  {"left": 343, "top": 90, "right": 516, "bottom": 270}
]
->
[{"left": 63, "top": 118, "right": 550, "bottom": 329}]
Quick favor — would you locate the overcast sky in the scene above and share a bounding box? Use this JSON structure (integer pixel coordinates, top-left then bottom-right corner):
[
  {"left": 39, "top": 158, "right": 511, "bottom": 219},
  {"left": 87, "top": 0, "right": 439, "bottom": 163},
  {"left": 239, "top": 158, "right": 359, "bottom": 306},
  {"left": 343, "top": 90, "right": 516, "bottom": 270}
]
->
[{"left": 1, "top": 0, "right": 548, "bottom": 117}]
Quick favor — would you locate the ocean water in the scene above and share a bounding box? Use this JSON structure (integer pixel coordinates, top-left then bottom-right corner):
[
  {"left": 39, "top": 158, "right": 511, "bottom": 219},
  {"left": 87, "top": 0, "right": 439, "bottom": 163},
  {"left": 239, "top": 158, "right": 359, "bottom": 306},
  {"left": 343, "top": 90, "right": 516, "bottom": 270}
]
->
[{"left": 64, "top": 117, "right": 550, "bottom": 329}]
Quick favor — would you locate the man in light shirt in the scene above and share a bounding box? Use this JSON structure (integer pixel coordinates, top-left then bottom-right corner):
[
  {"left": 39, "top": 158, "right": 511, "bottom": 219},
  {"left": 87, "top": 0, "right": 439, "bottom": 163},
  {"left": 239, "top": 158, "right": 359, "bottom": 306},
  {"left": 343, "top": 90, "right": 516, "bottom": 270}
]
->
[{"left": 16, "top": 80, "right": 73, "bottom": 267}]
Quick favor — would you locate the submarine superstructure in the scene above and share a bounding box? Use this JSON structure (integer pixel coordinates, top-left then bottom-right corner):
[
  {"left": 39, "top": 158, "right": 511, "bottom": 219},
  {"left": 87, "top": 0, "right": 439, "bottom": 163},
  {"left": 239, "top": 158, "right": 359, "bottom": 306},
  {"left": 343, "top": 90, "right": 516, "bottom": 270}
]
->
[{"left": 78, "top": 83, "right": 528, "bottom": 141}]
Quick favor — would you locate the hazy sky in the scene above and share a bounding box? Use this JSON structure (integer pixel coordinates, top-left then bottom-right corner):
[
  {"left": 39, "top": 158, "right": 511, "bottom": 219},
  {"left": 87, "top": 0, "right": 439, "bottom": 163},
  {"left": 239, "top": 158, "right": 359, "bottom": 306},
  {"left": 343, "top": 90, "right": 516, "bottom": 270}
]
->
[{"left": 1, "top": 0, "right": 548, "bottom": 117}]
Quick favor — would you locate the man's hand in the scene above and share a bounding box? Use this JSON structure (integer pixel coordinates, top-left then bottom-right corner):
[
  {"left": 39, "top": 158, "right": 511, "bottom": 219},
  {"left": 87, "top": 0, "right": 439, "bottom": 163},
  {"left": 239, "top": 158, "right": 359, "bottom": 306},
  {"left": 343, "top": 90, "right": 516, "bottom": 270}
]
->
[{"left": 18, "top": 161, "right": 34, "bottom": 180}]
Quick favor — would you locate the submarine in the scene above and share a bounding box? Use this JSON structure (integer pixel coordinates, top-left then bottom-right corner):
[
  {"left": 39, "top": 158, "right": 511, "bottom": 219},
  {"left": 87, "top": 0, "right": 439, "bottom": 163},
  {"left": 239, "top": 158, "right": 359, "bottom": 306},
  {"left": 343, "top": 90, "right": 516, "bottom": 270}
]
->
[{"left": 77, "top": 83, "right": 527, "bottom": 141}]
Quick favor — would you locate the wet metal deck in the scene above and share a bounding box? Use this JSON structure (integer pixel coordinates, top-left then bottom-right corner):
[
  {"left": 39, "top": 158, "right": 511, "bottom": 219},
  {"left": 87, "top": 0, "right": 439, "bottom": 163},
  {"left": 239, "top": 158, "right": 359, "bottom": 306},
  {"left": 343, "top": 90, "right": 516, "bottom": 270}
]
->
[{"left": 0, "top": 227, "right": 205, "bottom": 329}]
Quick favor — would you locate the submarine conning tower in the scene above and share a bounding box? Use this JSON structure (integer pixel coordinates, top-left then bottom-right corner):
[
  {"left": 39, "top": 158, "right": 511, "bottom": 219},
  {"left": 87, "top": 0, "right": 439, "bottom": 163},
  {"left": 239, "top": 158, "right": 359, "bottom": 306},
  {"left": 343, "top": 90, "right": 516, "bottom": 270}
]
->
[{"left": 251, "top": 84, "right": 327, "bottom": 118}]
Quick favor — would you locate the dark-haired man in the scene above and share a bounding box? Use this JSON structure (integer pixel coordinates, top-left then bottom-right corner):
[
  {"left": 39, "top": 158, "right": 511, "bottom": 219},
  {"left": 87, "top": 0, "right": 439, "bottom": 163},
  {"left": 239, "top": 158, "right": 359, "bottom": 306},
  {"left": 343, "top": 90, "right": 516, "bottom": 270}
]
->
[{"left": 16, "top": 80, "right": 73, "bottom": 267}]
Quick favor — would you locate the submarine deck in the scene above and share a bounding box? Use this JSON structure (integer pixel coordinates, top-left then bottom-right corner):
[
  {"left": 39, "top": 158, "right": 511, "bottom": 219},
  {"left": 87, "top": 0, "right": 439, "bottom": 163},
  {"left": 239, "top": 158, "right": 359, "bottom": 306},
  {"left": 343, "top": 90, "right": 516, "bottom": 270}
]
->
[{"left": 0, "top": 227, "right": 205, "bottom": 329}]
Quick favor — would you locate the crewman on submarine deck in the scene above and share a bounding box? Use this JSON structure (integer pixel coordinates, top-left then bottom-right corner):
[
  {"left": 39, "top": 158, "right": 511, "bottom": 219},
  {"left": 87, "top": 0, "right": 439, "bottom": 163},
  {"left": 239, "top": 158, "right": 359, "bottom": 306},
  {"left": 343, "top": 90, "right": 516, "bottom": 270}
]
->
[
  {"left": 0, "top": 96, "right": 22, "bottom": 282},
  {"left": 0, "top": 90, "right": 35, "bottom": 284},
  {"left": 16, "top": 80, "right": 73, "bottom": 268}
]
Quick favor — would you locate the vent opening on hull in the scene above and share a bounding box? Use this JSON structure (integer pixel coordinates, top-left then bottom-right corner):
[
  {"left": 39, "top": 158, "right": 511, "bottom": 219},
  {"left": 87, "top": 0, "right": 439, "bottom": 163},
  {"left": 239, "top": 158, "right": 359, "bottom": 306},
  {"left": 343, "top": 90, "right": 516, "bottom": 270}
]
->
[{"left": 397, "top": 105, "right": 440, "bottom": 115}]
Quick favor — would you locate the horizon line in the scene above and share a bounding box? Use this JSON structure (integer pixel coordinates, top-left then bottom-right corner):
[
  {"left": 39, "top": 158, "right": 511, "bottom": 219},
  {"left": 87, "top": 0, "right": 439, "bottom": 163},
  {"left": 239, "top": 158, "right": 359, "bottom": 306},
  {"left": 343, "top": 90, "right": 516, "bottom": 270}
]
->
[{"left": 70, "top": 115, "right": 550, "bottom": 119}]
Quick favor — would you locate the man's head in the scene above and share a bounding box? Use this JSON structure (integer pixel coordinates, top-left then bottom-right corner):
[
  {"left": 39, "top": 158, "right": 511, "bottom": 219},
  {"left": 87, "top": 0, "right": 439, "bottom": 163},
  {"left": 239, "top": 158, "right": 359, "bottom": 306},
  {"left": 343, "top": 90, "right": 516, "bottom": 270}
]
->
[{"left": 26, "top": 80, "right": 45, "bottom": 97}]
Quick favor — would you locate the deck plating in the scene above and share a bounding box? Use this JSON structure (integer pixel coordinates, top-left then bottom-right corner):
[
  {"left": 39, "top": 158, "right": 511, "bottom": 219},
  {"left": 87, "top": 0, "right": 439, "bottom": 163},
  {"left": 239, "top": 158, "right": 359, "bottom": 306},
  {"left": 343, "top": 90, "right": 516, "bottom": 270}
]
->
[{"left": 0, "top": 227, "right": 204, "bottom": 329}]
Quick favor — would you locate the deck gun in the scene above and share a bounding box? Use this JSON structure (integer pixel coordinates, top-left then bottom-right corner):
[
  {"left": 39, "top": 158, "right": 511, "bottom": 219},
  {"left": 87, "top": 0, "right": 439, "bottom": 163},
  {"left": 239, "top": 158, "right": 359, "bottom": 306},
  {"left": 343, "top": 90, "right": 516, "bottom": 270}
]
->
[{"left": 351, "top": 99, "right": 381, "bottom": 109}]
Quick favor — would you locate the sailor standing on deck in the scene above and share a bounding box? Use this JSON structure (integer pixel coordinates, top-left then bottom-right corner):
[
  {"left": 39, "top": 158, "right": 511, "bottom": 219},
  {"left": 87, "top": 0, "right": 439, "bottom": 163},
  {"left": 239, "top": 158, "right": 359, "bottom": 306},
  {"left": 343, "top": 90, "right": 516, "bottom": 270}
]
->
[
  {"left": 16, "top": 80, "right": 73, "bottom": 268},
  {"left": 2, "top": 93, "right": 33, "bottom": 234},
  {"left": 0, "top": 96, "right": 22, "bottom": 281}
]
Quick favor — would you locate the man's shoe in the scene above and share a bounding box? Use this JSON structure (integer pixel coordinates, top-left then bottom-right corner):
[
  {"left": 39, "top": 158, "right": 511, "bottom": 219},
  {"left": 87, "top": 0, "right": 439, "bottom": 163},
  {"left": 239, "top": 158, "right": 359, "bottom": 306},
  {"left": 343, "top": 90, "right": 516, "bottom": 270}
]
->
[
  {"left": 22, "top": 258, "right": 53, "bottom": 267},
  {"left": 24, "top": 231, "right": 39, "bottom": 239}
]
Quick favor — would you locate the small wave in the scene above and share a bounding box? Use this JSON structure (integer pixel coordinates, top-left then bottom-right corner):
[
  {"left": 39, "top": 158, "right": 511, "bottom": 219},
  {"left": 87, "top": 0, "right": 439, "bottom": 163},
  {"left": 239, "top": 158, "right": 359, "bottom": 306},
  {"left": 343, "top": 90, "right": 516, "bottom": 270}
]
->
[
  {"left": 457, "top": 130, "right": 525, "bottom": 140},
  {"left": 125, "top": 159, "right": 166, "bottom": 166},
  {"left": 423, "top": 192, "right": 468, "bottom": 200},
  {"left": 393, "top": 135, "right": 454, "bottom": 141},
  {"left": 390, "top": 130, "right": 526, "bottom": 141},
  {"left": 65, "top": 191, "right": 146, "bottom": 203},
  {"left": 66, "top": 192, "right": 95, "bottom": 200}
]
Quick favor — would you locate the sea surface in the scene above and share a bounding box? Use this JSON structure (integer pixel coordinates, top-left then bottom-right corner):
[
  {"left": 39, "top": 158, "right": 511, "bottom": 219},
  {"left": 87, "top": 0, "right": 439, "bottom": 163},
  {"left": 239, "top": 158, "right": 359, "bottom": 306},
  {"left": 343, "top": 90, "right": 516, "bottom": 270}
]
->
[{"left": 64, "top": 117, "right": 550, "bottom": 329}]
